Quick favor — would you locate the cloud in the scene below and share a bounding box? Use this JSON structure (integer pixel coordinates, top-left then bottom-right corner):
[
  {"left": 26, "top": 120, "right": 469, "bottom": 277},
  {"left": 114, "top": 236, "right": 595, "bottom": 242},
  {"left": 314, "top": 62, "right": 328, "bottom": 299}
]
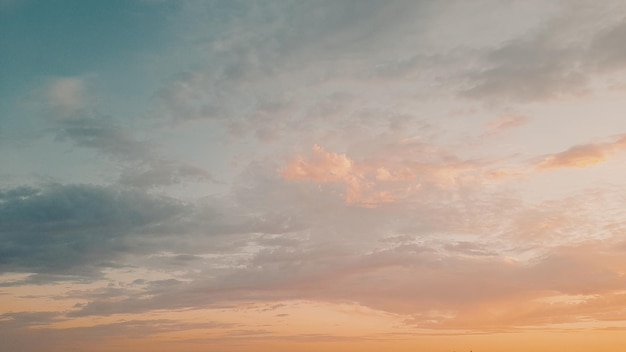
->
[
  {"left": 24, "top": 75, "right": 217, "bottom": 189},
  {"left": 149, "top": 0, "right": 445, "bottom": 143},
  {"left": 0, "top": 179, "right": 311, "bottom": 282},
  {"left": 60, "top": 237, "right": 626, "bottom": 330},
  {"left": 461, "top": 3, "right": 626, "bottom": 104},
  {"left": 537, "top": 134, "right": 626, "bottom": 169},
  {"left": 279, "top": 143, "right": 507, "bottom": 206},
  {"left": 281, "top": 145, "right": 354, "bottom": 183},
  {"left": 53, "top": 114, "right": 215, "bottom": 188},
  {"left": 463, "top": 34, "right": 586, "bottom": 103},
  {"left": 0, "top": 311, "right": 61, "bottom": 330},
  {"left": 45, "top": 77, "right": 88, "bottom": 116},
  {"left": 117, "top": 159, "right": 215, "bottom": 188},
  {"left": 538, "top": 144, "right": 609, "bottom": 169},
  {"left": 0, "top": 184, "right": 184, "bottom": 276},
  {"left": 58, "top": 319, "right": 235, "bottom": 339},
  {"left": 281, "top": 144, "right": 419, "bottom": 206},
  {"left": 6, "top": 2, "right": 626, "bottom": 346},
  {"left": 588, "top": 19, "right": 626, "bottom": 71},
  {"left": 484, "top": 115, "right": 529, "bottom": 135},
  {"left": 3, "top": 159, "right": 623, "bottom": 333},
  {"left": 280, "top": 145, "right": 366, "bottom": 204},
  {"left": 55, "top": 115, "right": 152, "bottom": 160}
]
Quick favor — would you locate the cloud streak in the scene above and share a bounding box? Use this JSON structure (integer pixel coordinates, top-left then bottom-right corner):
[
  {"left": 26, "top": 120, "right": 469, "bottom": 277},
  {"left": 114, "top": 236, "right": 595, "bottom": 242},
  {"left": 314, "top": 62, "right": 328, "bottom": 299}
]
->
[{"left": 537, "top": 135, "right": 626, "bottom": 169}]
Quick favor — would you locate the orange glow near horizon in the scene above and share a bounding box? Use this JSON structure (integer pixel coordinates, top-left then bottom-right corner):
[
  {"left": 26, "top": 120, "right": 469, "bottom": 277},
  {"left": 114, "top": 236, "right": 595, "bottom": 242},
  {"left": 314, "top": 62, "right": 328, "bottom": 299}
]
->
[{"left": 6, "top": 298, "right": 626, "bottom": 352}]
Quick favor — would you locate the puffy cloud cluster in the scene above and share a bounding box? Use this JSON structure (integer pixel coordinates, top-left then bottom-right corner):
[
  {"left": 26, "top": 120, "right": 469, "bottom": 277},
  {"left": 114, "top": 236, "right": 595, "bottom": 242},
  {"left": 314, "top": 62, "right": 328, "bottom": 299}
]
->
[{"left": 280, "top": 143, "right": 513, "bottom": 206}]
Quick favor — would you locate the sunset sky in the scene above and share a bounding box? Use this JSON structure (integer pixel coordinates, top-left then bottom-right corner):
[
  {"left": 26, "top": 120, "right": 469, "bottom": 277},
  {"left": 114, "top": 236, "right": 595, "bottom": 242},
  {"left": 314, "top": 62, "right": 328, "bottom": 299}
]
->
[{"left": 2, "top": 1, "right": 626, "bottom": 351}]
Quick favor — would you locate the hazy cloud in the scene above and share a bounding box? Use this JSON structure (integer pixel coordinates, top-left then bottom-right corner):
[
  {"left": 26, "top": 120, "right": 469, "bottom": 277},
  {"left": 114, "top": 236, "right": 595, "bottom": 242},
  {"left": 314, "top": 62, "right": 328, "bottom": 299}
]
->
[
  {"left": 52, "top": 114, "right": 215, "bottom": 188},
  {"left": 460, "top": 2, "right": 626, "bottom": 104},
  {"left": 45, "top": 77, "right": 88, "bottom": 116},
  {"left": 588, "top": 19, "right": 626, "bottom": 71},
  {"left": 485, "top": 115, "right": 530, "bottom": 136},
  {"left": 463, "top": 33, "right": 586, "bottom": 103}
]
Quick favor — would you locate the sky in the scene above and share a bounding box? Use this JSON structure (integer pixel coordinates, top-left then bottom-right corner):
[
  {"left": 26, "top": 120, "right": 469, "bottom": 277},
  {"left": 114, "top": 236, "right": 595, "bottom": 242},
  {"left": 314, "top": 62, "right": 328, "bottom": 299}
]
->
[{"left": 2, "top": 0, "right": 626, "bottom": 351}]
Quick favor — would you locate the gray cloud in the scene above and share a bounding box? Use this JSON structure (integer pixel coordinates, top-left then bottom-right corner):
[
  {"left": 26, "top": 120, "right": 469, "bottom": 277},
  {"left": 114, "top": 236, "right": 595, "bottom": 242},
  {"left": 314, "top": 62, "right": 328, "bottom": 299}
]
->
[
  {"left": 0, "top": 178, "right": 312, "bottom": 283},
  {"left": 588, "top": 19, "right": 626, "bottom": 71},
  {"left": 463, "top": 4, "right": 626, "bottom": 104},
  {"left": 463, "top": 33, "right": 586, "bottom": 103},
  {"left": 62, "top": 319, "right": 235, "bottom": 339},
  {"left": 152, "top": 0, "right": 437, "bottom": 141},
  {"left": 0, "top": 311, "right": 61, "bottom": 330},
  {"left": 0, "top": 315, "right": 236, "bottom": 352},
  {"left": 53, "top": 115, "right": 216, "bottom": 188},
  {"left": 55, "top": 116, "right": 153, "bottom": 161},
  {"left": 0, "top": 184, "right": 184, "bottom": 276},
  {"left": 3, "top": 156, "right": 623, "bottom": 333}
]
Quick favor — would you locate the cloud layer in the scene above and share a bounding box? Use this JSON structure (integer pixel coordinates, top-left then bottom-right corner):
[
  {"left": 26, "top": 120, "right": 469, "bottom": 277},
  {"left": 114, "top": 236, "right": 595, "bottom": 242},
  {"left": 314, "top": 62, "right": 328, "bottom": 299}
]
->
[{"left": 3, "top": 1, "right": 626, "bottom": 351}]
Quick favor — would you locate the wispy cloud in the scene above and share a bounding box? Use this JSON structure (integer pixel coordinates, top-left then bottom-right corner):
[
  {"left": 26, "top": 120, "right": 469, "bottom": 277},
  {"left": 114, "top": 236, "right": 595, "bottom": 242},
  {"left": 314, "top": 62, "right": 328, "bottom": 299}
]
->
[
  {"left": 44, "top": 84, "right": 216, "bottom": 188},
  {"left": 45, "top": 77, "right": 88, "bottom": 116},
  {"left": 484, "top": 115, "right": 530, "bottom": 136},
  {"left": 537, "top": 135, "right": 626, "bottom": 169},
  {"left": 462, "top": 3, "right": 626, "bottom": 104}
]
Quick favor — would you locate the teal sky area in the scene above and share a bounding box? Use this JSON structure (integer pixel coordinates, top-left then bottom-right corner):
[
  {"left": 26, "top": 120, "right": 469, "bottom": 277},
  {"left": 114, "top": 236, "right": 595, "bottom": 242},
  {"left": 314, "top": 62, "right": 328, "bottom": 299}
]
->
[{"left": 1, "top": 0, "right": 172, "bottom": 86}]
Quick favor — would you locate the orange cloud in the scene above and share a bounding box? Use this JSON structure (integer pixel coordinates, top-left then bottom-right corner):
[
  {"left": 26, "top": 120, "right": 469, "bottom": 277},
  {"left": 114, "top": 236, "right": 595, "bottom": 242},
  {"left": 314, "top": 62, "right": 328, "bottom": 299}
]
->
[
  {"left": 537, "top": 135, "right": 626, "bottom": 169},
  {"left": 280, "top": 145, "right": 427, "bottom": 206},
  {"left": 538, "top": 144, "right": 608, "bottom": 169},
  {"left": 280, "top": 145, "right": 368, "bottom": 204},
  {"left": 281, "top": 145, "right": 354, "bottom": 183},
  {"left": 280, "top": 144, "right": 509, "bottom": 206}
]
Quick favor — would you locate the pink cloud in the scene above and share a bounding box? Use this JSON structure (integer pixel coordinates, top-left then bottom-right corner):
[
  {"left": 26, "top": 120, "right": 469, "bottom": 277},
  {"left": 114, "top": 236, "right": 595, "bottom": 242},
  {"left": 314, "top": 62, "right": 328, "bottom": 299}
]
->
[
  {"left": 281, "top": 145, "right": 354, "bottom": 183},
  {"left": 280, "top": 145, "right": 406, "bottom": 206},
  {"left": 280, "top": 145, "right": 369, "bottom": 204},
  {"left": 280, "top": 144, "right": 510, "bottom": 206}
]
